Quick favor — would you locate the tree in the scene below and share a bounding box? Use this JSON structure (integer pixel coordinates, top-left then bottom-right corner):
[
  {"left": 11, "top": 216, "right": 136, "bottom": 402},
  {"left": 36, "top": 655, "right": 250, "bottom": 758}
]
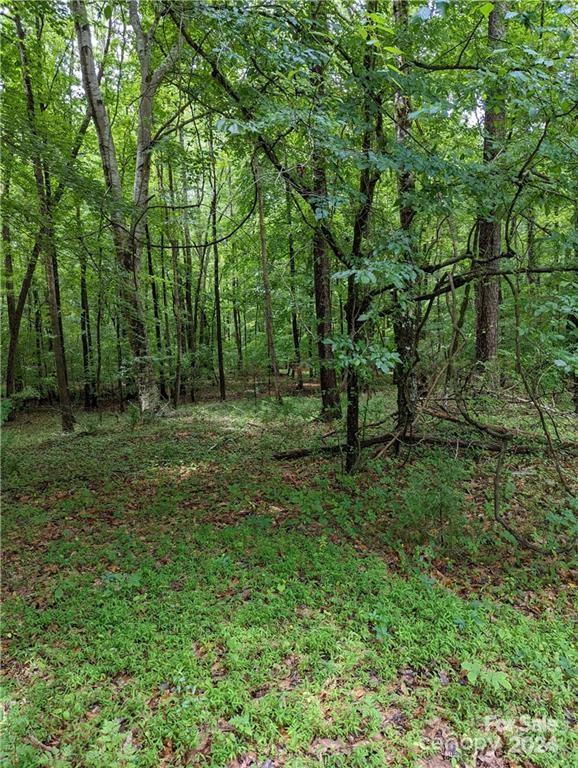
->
[
  {"left": 475, "top": 1, "right": 506, "bottom": 368},
  {"left": 70, "top": 0, "right": 179, "bottom": 414}
]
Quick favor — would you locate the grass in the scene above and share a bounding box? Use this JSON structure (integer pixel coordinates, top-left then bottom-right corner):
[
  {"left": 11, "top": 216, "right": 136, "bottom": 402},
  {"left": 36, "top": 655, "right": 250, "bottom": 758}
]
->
[{"left": 2, "top": 394, "right": 577, "bottom": 767}]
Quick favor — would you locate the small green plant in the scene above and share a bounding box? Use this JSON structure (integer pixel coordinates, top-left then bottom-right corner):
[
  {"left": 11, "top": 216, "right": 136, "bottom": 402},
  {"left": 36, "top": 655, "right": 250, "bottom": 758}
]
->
[
  {"left": 1, "top": 398, "right": 13, "bottom": 424},
  {"left": 461, "top": 660, "right": 512, "bottom": 692},
  {"left": 127, "top": 402, "right": 141, "bottom": 431},
  {"left": 85, "top": 719, "right": 137, "bottom": 767},
  {"left": 396, "top": 449, "right": 470, "bottom": 554},
  {"left": 9, "top": 386, "right": 41, "bottom": 411}
]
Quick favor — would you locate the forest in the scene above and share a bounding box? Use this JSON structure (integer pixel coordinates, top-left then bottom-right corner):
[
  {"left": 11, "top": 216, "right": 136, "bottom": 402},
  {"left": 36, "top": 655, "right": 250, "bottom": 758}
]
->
[{"left": 1, "top": 1, "right": 577, "bottom": 767}]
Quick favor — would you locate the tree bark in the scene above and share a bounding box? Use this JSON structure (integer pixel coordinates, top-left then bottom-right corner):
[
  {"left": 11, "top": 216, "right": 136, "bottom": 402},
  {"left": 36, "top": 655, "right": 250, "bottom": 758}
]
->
[
  {"left": 79, "top": 241, "right": 96, "bottom": 409},
  {"left": 178, "top": 129, "right": 195, "bottom": 359},
  {"left": 311, "top": 12, "right": 340, "bottom": 417},
  {"left": 286, "top": 188, "right": 303, "bottom": 389},
  {"left": 44, "top": 232, "right": 75, "bottom": 430},
  {"left": 475, "top": 1, "right": 506, "bottom": 366},
  {"left": 77, "top": 205, "right": 97, "bottom": 409},
  {"left": 146, "top": 224, "right": 168, "bottom": 399},
  {"left": 166, "top": 160, "right": 184, "bottom": 406},
  {"left": 232, "top": 268, "right": 243, "bottom": 371},
  {"left": 209, "top": 125, "right": 226, "bottom": 400},
  {"left": 71, "top": 0, "right": 171, "bottom": 414},
  {"left": 393, "top": 0, "right": 419, "bottom": 437},
  {"left": 32, "top": 284, "right": 46, "bottom": 391},
  {"left": 344, "top": 0, "right": 381, "bottom": 471},
  {"left": 14, "top": 14, "right": 74, "bottom": 431},
  {"left": 254, "top": 156, "right": 282, "bottom": 403},
  {"left": 171, "top": 237, "right": 183, "bottom": 406},
  {"left": 526, "top": 216, "right": 537, "bottom": 284}
]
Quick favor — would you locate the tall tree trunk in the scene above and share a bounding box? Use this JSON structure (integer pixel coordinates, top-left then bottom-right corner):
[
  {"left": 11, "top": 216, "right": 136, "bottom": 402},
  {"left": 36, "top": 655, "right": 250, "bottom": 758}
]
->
[
  {"left": 15, "top": 13, "right": 74, "bottom": 431},
  {"left": 254, "top": 156, "right": 282, "bottom": 403},
  {"left": 393, "top": 0, "right": 419, "bottom": 436},
  {"left": 345, "top": 276, "right": 363, "bottom": 472},
  {"left": 5, "top": 237, "right": 42, "bottom": 397},
  {"left": 232, "top": 275, "right": 243, "bottom": 370},
  {"left": 32, "top": 284, "right": 46, "bottom": 392},
  {"left": 344, "top": 0, "right": 380, "bottom": 471},
  {"left": 570, "top": 312, "right": 578, "bottom": 413},
  {"left": 4, "top": 13, "right": 98, "bottom": 400},
  {"left": 475, "top": 1, "right": 506, "bottom": 366},
  {"left": 71, "top": 0, "right": 170, "bottom": 414},
  {"left": 527, "top": 216, "right": 537, "bottom": 284},
  {"left": 171, "top": 238, "right": 183, "bottom": 406},
  {"left": 79, "top": 244, "right": 96, "bottom": 409},
  {"left": 44, "top": 229, "right": 75, "bottom": 431},
  {"left": 190, "top": 244, "right": 208, "bottom": 400},
  {"left": 3, "top": 177, "right": 16, "bottom": 337},
  {"left": 3, "top": 178, "right": 21, "bottom": 401},
  {"left": 209, "top": 125, "right": 226, "bottom": 400},
  {"left": 77, "top": 206, "right": 97, "bottom": 409},
  {"left": 160, "top": 235, "right": 172, "bottom": 358},
  {"left": 286, "top": 186, "right": 303, "bottom": 389},
  {"left": 146, "top": 224, "right": 167, "bottom": 399},
  {"left": 114, "top": 312, "right": 125, "bottom": 412},
  {"left": 311, "top": 14, "right": 340, "bottom": 417},
  {"left": 179, "top": 127, "right": 195, "bottom": 357},
  {"left": 95, "top": 261, "right": 103, "bottom": 403},
  {"left": 166, "top": 160, "right": 184, "bottom": 406}
]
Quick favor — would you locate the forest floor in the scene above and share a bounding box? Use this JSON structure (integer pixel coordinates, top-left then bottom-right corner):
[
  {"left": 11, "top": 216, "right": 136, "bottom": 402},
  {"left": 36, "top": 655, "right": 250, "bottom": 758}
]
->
[{"left": 2, "top": 391, "right": 577, "bottom": 768}]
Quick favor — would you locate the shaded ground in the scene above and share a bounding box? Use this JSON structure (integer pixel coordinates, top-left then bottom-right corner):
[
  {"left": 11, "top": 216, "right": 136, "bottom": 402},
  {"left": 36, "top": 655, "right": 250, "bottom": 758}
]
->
[{"left": 2, "top": 395, "right": 576, "bottom": 767}]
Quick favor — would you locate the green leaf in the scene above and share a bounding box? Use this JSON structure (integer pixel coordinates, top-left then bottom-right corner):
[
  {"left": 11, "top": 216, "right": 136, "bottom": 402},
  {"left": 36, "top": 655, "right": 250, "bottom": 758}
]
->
[
  {"left": 479, "top": 2, "right": 494, "bottom": 20},
  {"left": 383, "top": 45, "right": 403, "bottom": 56},
  {"left": 462, "top": 660, "right": 482, "bottom": 684}
]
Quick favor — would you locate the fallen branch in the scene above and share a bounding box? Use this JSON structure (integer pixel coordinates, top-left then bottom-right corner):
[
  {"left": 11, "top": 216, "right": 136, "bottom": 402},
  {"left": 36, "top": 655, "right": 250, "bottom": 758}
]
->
[
  {"left": 493, "top": 441, "right": 576, "bottom": 555},
  {"left": 273, "top": 432, "right": 541, "bottom": 460},
  {"left": 424, "top": 406, "right": 578, "bottom": 450}
]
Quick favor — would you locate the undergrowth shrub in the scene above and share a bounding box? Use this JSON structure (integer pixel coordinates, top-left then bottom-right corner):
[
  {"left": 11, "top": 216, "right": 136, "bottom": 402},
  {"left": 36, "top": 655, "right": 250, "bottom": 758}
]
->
[
  {"left": 395, "top": 449, "right": 472, "bottom": 555},
  {"left": 1, "top": 398, "right": 12, "bottom": 424}
]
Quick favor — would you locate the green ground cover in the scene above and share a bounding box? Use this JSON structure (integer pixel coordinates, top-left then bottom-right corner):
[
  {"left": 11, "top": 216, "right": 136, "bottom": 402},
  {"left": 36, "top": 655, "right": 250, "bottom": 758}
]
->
[{"left": 2, "top": 397, "right": 576, "bottom": 767}]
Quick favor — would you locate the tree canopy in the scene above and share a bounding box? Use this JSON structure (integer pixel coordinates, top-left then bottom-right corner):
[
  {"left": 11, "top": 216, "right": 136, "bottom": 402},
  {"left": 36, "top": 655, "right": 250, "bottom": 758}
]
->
[{"left": 2, "top": 0, "right": 577, "bottom": 460}]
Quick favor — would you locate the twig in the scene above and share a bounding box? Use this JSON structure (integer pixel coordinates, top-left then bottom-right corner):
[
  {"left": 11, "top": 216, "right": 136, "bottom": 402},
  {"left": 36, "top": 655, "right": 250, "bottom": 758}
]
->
[{"left": 492, "top": 441, "right": 575, "bottom": 555}]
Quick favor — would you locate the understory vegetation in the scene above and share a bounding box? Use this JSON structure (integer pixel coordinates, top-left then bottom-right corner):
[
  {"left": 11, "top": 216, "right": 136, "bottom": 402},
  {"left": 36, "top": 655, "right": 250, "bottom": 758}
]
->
[
  {"left": 2, "top": 395, "right": 577, "bottom": 767},
  {"left": 1, "top": 0, "right": 577, "bottom": 766}
]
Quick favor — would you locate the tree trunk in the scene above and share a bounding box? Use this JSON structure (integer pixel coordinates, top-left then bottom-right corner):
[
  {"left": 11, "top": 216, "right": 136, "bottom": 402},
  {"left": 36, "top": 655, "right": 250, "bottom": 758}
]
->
[
  {"left": 71, "top": 0, "right": 162, "bottom": 414},
  {"left": 114, "top": 312, "right": 125, "bottom": 412},
  {"left": 179, "top": 128, "right": 195, "bottom": 358},
  {"left": 344, "top": 0, "right": 380, "bottom": 470},
  {"left": 77, "top": 206, "right": 97, "bottom": 409},
  {"left": 5, "top": 237, "right": 42, "bottom": 397},
  {"left": 166, "top": 160, "right": 184, "bottom": 406},
  {"left": 311, "top": 22, "right": 340, "bottom": 418},
  {"left": 568, "top": 311, "right": 578, "bottom": 414},
  {"left": 44, "top": 230, "right": 75, "bottom": 431},
  {"left": 209, "top": 125, "right": 226, "bottom": 400},
  {"left": 475, "top": 1, "right": 506, "bottom": 366},
  {"left": 3, "top": 177, "right": 16, "bottom": 337},
  {"left": 286, "top": 186, "right": 303, "bottom": 389},
  {"left": 393, "top": 0, "right": 419, "bottom": 436},
  {"left": 79, "top": 243, "right": 97, "bottom": 409},
  {"left": 146, "top": 224, "right": 168, "bottom": 399},
  {"left": 14, "top": 13, "right": 74, "bottom": 431},
  {"left": 32, "top": 284, "right": 46, "bottom": 392},
  {"left": 232, "top": 273, "right": 243, "bottom": 370},
  {"left": 345, "top": 275, "right": 361, "bottom": 472},
  {"left": 95, "top": 263, "right": 103, "bottom": 403},
  {"left": 527, "top": 216, "right": 537, "bottom": 284},
  {"left": 190, "top": 244, "right": 208, "bottom": 400},
  {"left": 171, "top": 238, "right": 183, "bottom": 406},
  {"left": 254, "top": 156, "right": 282, "bottom": 403}
]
